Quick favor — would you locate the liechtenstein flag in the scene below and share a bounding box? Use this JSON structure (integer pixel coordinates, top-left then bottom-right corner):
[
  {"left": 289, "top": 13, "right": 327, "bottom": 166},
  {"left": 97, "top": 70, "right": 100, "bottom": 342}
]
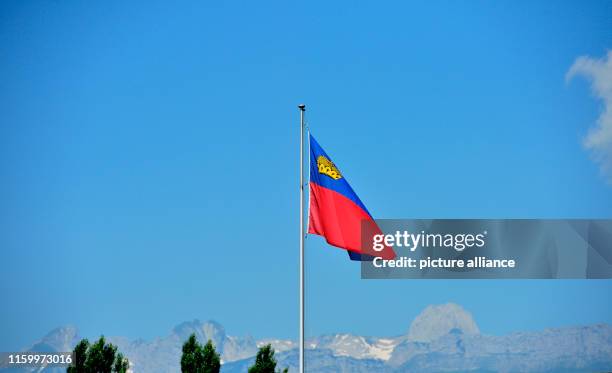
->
[{"left": 308, "top": 134, "right": 395, "bottom": 261}]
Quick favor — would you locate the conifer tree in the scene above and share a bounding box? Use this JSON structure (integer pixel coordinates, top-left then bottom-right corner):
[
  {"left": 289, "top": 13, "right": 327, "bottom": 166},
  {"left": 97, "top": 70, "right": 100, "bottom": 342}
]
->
[{"left": 248, "top": 344, "right": 288, "bottom": 373}]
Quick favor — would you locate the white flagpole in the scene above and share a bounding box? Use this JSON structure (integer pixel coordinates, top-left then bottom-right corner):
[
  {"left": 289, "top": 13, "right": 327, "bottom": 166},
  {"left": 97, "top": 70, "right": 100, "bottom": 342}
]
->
[{"left": 298, "top": 103, "right": 306, "bottom": 373}]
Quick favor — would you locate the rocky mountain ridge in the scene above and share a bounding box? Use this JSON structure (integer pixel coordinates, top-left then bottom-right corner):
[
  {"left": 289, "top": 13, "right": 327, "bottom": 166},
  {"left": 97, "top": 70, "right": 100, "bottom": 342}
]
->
[{"left": 11, "top": 303, "right": 612, "bottom": 372}]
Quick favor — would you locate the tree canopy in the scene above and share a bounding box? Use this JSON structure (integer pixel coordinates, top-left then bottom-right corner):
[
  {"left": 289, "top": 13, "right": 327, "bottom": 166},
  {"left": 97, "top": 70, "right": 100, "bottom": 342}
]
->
[
  {"left": 248, "top": 344, "right": 288, "bottom": 373},
  {"left": 67, "top": 336, "right": 129, "bottom": 373},
  {"left": 180, "top": 333, "right": 220, "bottom": 373}
]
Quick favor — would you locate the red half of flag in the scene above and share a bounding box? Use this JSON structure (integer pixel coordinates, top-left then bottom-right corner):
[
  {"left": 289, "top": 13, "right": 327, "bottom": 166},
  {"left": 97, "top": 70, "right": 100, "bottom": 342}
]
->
[{"left": 308, "top": 134, "right": 395, "bottom": 261}]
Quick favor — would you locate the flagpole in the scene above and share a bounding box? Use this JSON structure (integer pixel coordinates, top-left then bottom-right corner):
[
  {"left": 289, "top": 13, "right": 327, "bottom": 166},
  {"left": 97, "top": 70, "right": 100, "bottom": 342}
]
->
[{"left": 298, "top": 103, "right": 306, "bottom": 373}]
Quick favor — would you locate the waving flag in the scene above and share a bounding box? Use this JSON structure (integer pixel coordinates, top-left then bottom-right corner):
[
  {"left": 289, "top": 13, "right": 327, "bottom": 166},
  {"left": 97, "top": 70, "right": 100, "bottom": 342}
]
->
[{"left": 308, "top": 135, "right": 395, "bottom": 260}]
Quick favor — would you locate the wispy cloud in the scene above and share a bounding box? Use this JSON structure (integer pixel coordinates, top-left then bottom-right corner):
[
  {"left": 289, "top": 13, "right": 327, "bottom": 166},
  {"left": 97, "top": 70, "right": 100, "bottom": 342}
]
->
[{"left": 566, "top": 50, "right": 612, "bottom": 184}]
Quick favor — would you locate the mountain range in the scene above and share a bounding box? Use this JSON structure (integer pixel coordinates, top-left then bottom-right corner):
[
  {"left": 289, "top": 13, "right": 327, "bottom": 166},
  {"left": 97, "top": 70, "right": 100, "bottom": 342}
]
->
[{"left": 8, "top": 303, "right": 612, "bottom": 372}]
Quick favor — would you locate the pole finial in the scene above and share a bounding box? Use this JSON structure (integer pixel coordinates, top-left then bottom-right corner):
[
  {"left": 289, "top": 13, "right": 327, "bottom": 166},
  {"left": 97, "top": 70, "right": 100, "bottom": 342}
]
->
[{"left": 298, "top": 104, "right": 306, "bottom": 111}]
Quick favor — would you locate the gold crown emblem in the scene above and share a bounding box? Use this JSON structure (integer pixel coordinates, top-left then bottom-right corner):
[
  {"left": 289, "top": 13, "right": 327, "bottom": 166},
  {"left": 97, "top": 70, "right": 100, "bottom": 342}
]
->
[{"left": 317, "top": 155, "right": 342, "bottom": 180}]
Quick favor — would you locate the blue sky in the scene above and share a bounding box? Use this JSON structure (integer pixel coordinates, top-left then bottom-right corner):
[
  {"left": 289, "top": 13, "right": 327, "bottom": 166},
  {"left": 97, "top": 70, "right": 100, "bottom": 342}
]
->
[{"left": 1, "top": 0, "right": 611, "bottom": 351}]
